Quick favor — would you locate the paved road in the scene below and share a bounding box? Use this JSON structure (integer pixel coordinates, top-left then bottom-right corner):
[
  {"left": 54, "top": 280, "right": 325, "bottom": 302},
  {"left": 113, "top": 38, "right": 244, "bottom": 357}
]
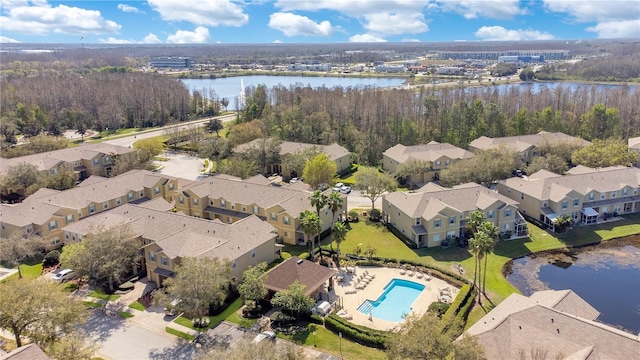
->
[
  {"left": 105, "top": 114, "right": 236, "bottom": 148},
  {"left": 83, "top": 311, "right": 195, "bottom": 360},
  {"left": 346, "top": 190, "right": 382, "bottom": 210}
]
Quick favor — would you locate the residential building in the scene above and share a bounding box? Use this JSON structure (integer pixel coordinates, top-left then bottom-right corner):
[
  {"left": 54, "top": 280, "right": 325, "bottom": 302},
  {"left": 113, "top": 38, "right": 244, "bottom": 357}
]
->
[
  {"left": 437, "top": 50, "right": 569, "bottom": 61},
  {"left": 468, "top": 131, "right": 590, "bottom": 164},
  {"left": 0, "top": 344, "right": 51, "bottom": 360},
  {"left": 261, "top": 256, "right": 337, "bottom": 301},
  {"left": 463, "top": 290, "right": 640, "bottom": 360},
  {"left": 629, "top": 136, "right": 640, "bottom": 167},
  {"left": 174, "top": 174, "right": 345, "bottom": 245},
  {"left": 233, "top": 140, "right": 351, "bottom": 179},
  {"left": 382, "top": 141, "right": 474, "bottom": 185},
  {"left": 288, "top": 63, "right": 331, "bottom": 72},
  {"left": 437, "top": 66, "right": 463, "bottom": 75},
  {"left": 497, "top": 166, "right": 640, "bottom": 229},
  {"left": 62, "top": 203, "right": 278, "bottom": 285},
  {"left": 498, "top": 55, "right": 544, "bottom": 63},
  {"left": 0, "top": 143, "right": 133, "bottom": 187},
  {"left": 0, "top": 170, "right": 183, "bottom": 247},
  {"left": 383, "top": 183, "right": 524, "bottom": 248}
]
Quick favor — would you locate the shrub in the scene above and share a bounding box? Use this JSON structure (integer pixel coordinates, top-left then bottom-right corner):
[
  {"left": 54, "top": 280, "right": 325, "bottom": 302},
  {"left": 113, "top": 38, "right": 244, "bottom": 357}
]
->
[
  {"left": 369, "top": 208, "right": 381, "bottom": 220},
  {"left": 43, "top": 250, "right": 61, "bottom": 267},
  {"left": 324, "top": 314, "right": 387, "bottom": 349},
  {"left": 281, "top": 252, "right": 292, "bottom": 259},
  {"left": 270, "top": 311, "right": 295, "bottom": 324},
  {"left": 298, "top": 252, "right": 310, "bottom": 260},
  {"left": 308, "top": 314, "right": 324, "bottom": 325},
  {"left": 192, "top": 317, "right": 211, "bottom": 328},
  {"left": 428, "top": 302, "right": 451, "bottom": 318},
  {"left": 440, "top": 284, "right": 474, "bottom": 334}
]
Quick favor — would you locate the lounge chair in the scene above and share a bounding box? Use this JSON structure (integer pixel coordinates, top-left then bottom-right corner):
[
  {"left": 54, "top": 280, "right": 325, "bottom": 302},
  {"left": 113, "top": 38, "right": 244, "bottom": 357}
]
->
[
  {"left": 425, "top": 272, "right": 432, "bottom": 281},
  {"left": 364, "top": 270, "right": 375, "bottom": 280},
  {"left": 408, "top": 267, "right": 415, "bottom": 276},
  {"left": 344, "top": 287, "right": 357, "bottom": 294},
  {"left": 416, "top": 271, "right": 424, "bottom": 279},
  {"left": 356, "top": 282, "right": 366, "bottom": 290},
  {"left": 399, "top": 266, "right": 406, "bottom": 275}
]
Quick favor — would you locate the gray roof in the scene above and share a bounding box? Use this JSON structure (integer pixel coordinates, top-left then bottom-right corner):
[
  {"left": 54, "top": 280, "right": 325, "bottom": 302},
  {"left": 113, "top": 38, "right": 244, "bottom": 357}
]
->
[
  {"left": 501, "top": 166, "right": 640, "bottom": 202},
  {"left": 464, "top": 290, "right": 640, "bottom": 360},
  {"left": 628, "top": 137, "right": 640, "bottom": 151},
  {"left": 183, "top": 175, "right": 317, "bottom": 217},
  {"left": 1, "top": 344, "right": 51, "bottom": 360},
  {"left": 384, "top": 183, "right": 518, "bottom": 220},
  {"left": 469, "top": 131, "right": 590, "bottom": 152},
  {"left": 383, "top": 141, "right": 474, "bottom": 163},
  {"left": 234, "top": 139, "right": 349, "bottom": 161},
  {"left": 0, "top": 143, "right": 132, "bottom": 174},
  {"left": 62, "top": 204, "right": 276, "bottom": 261}
]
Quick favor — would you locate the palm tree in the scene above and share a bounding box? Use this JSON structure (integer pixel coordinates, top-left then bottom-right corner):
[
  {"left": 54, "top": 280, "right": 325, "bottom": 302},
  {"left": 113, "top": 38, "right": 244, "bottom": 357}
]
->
[
  {"left": 331, "top": 222, "right": 348, "bottom": 258},
  {"left": 299, "top": 210, "right": 321, "bottom": 261},
  {"left": 326, "top": 192, "right": 343, "bottom": 250},
  {"left": 468, "top": 233, "right": 485, "bottom": 301},
  {"left": 310, "top": 190, "right": 328, "bottom": 217},
  {"left": 479, "top": 222, "right": 499, "bottom": 297}
]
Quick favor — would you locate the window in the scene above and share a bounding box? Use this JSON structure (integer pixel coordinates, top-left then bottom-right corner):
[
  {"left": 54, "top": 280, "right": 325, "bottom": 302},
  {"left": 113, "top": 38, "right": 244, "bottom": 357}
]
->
[
  {"left": 78, "top": 211, "right": 82, "bottom": 219},
  {"left": 251, "top": 249, "right": 256, "bottom": 258},
  {"left": 231, "top": 204, "right": 235, "bottom": 210},
  {"left": 611, "top": 191, "right": 616, "bottom": 198},
  {"left": 622, "top": 188, "right": 629, "bottom": 196},
  {"left": 227, "top": 217, "right": 232, "bottom": 223},
  {"left": 445, "top": 160, "right": 450, "bottom": 166},
  {"left": 193, "top": 198, "right": 198, "bottom": 205},
  {"left": 433, "top": 234, "right": 441, "bottom": 242},
  {"left": 448, "top": 216, "right": 456, "bottom": 225},
  {"left": 220, "top": 200, "right": 226, "bottom": 208},
  {"left": 128, "top": 192, "right": 134, "bottom": 201},
  {"left": 231, "top": 260, "right": 237, "bottom": 269},
  {"left": 521, "top": 193, "right": 524, "bottom": 200},
  {"left": 588, "top": 192, "right": 595, "bottom": 201},
  {"left": 270, "top": 213, "right": 277, "bottom": 221},
  {"left": 561, "top": 201, "right": 568, "bottom": 210},
  {"left": 89, "top": 205, "right": 96, "bottom": 214},
  {"left": 168, "top": 183, "right": 174, "bottom": 190},
  {"left": 116, "top": 197, "right": 122, "bottom": 205},
  {"left": 149, "top": 251, "right": 156, "bottom": 262},
  {"left": 504, "top": 209, "right": 511, "bottom": 218},
  {"left": 93, "top": 159, "right": 100, "bottom": 166},
  {"left": 435, "top": 161, "right": 441, "bottom": 167},
  {"left": 634, "top": 188, "right": 638, "bottom": 195},
  {"left": 542, "top": 202, "right": 548, "bottom": 207},
  {"left": 64, "top": 232, "right": 69, "bottom": 240},
  {"left": 503, "top": 224, "right": 510, "bottom": 230},
  {"left": 160, "top": 256, "right": 168, "bottom": 266},
  {"left": 447, "top": 231, "right": 456, "bottom": 239},
  {"left": 487, "top": 210, "right": 494, "bottom": 219},
  {"left": 154, "top": 187, "right": 160, "bottom": 195},
  {"left": 415, "top": 218, "right": 421, "bottom": 225},
  {"left": 574, "top": 199, "right": 579, "bottom": 207},
  {"left": 48, "top": 220, "right": 58, "bottom": 230},
  {"left": 25, "top": 225, "right": 33, "bottom": 233},
  {"left": 178, "top": 196, "right": 184, "bottom": 204},
  {"left": 242, "top": 206, "right": 247, "bottom": 212},
  {"left": 253, "top": 206, "right": 259, "bottom": 215},
  {"left": 103, "top": 201, "right": 109, "bottom": 209},
  {"left": 283, "top": 216, "right": 290, "bottom": 225},
  {"left": 284, "top": 231, "right": 289, "bottom": 238},
  {"left": 51, "top": 238, "right": 61, "bottom": 246},
  {"left": 601, "top": 194, "right": 605, "bottom": 199},
  {"left": 434, "top": 219, "right": 441, "bottom": 228},
  {"left": 140, "top": 191, "right": 144, "bottom": 197},
  {"left": 66, "top": 214, "right": 74, "bottom": 224}
]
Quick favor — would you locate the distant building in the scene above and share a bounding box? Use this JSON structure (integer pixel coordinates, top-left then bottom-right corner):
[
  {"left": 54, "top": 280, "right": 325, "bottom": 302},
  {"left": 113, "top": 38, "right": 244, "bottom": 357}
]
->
[
  {"left": 288, "top": 63, "right": 331, "bottom": 71},
  {"left": 498, "top": 55, "right": 544, "bottom": 63},
  {"left": 437, "top": 66, "right": 463, "bottom": 75},
  {"left": 374, "top": 65, "right": 405, "bottom": 73},
  {"left": 150, "top": 57, "right": 193, "bottom": 69},
  {"left": 438, "top": 50, "right": 568, "bottom": 61},
  {"left": 629, "top": 136, "right": 640, "bottom": 167}
]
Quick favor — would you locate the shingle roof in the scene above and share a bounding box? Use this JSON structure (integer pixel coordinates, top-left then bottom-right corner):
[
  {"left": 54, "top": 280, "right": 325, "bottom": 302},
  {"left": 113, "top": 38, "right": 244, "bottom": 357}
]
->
[
  {"left": 464, "top": 291, "right": 640, "bottom": 360},
  {"left": 183, "top": 175, "right": 317, "bottom": 217},
  {"left": 383, "top": 141, "right": 474, "bottom": 163},
  {"left": 628, "top": 137, "right": 640, "bottom": 151},
  {"left": 62, "top": 204, "right": 276, "bottom": 261},
  {"left": 384, "top": 183, "right": 518, "bottom": 219},
  {"left": 261, "top": 256, "right": 337, "bottom": 296},
  {"left": 501, "top": 166, "right": 640, "bottom": 201},
  {"left": 0, "top": 344, "right": 51, "bottom": 360},
  {"left": 468, "top": 131, "right": 590, "bottom": 152},
  {"left": 0, "top": 143, "right": 132, "bottom": 174},
  {"left": 234, "top": 139, "right": 349, "bottom": 161}
]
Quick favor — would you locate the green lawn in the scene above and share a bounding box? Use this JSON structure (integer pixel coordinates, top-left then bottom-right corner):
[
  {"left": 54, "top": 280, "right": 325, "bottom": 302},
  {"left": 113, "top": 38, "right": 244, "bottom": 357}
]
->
[
  {"left": 174, "top": 297, "right": 246, "bottom": 331},
  {"left": 128, "top": 301, "right": 145, "bottom": 311},
  {"left": 89, "top": 289, "right": 121, "bottom": 301},
  {"left": 83, "top": 301, "right": 104, "bottom": 308},
  {"left": 165, "top": 327, "right": 196, "bottom": 341},
  {"left": 5, "top": 257, "right": 44, "bottom": 281},
  {"left": 279, "top": 323, "right": 386, "bottom": 360},
  {"left": 119, "top": 311, "right": 134, "bottom": 318}
]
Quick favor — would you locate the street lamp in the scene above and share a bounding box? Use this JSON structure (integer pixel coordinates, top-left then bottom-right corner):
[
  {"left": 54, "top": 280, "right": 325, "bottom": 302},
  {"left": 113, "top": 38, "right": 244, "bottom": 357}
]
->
[
  {"left": 313, "top": 331, "right": 316, "bottom": 347},
  {"left": 339, "top": 331, "right": 343, "bottom": 359}
]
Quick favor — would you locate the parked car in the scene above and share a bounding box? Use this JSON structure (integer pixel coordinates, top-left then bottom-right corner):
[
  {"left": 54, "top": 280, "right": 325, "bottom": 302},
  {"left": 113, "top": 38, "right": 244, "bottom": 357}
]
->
[
  {"left": 52, "top": 269, "right": 76, "bottom": 283},
  {"left": 340, "top": 186, "right": 351, "bottom": 194},
  {"left": 252, "top": 331, "right": 276, "bottom": 343},
  {"left": 164, "top": 299, "right": 181, "bottom": 316}
]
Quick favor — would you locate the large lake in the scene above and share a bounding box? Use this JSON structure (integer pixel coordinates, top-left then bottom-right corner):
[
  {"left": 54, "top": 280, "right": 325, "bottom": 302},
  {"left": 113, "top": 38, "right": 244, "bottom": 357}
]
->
[
  {"left": 505, "top": 236, "right": 640, "bottom": 335},
  {"left": 181, "top": 76, "right": 638, "bottom": 110}
]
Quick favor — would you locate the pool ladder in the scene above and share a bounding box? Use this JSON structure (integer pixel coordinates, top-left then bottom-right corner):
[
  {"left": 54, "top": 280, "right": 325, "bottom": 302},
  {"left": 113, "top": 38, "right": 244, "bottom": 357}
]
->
[{"left": 358, "top": 301, "right": 373, "bottom": 314}]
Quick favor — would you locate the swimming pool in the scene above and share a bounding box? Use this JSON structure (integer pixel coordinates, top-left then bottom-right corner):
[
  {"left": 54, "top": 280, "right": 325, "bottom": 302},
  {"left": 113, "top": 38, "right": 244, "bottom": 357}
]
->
[{"left": 356, "top": 278, "right": 425, "bottom": 323}]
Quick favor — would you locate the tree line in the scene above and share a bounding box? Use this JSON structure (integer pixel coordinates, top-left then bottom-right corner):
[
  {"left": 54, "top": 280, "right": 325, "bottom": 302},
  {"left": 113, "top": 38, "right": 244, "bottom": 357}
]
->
[{"left": 237, "top": 82, "right": 639, "bottom": 165}]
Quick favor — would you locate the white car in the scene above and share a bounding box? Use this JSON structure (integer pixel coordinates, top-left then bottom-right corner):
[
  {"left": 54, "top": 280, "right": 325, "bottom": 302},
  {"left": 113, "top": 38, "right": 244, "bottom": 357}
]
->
[
  {"left": 252, "top": 331, "right": 276, "bottom": 343},
  {"left": 52, "top": 269, "right": 76, "bottom": 283},
  {"left": 340, "top": 186, "right": 351, "bottom": 194}
]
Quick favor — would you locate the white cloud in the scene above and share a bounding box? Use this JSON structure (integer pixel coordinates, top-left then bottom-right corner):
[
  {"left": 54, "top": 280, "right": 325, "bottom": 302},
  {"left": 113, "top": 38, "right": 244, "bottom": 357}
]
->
[
  {"left": 273, "top": 39, "right": 283, "bottom": 43},
  {"left": 437, "top": 0, "right": 524, "bottom": 19},
  {"left": 269, "top": 12, "right": 334, "bottom": 37},
  {"left": 543, "top": 0, "right": 637, "bottom": 22},
  {"left": 475, "top": 26, "right": 555, "bottom": 41},
  {"left": 148, "top": 0, "right": 248, "bottom": 27},
  {"left": 402, "top": 38, "right": 421, "bottom": 42},
  {"left": 364, "top": 12, "right": 428, "bottom": 35},
  {"left": 99, "top": 37, "right": 134, "bottom": 44},
  {"left": 586, "top": 19, "right": 640, "bottom": 38},
  {"left": 166, "top": 26, "right": 211, "bottom": 43},
  {"left": 0, "top": 1, "right": 121, "bottom": 35},
  {"left": 349, "top": 33, "right": 387, "bottom": 42},
  {"left": 0, "top": 36, "right": 21, "bottom": 43},
  {"left": 117, "top": 4, "right": 144, "bottom": 14},
  {"left": 143, "top": 33, "right": 162, "bottom": 44}
]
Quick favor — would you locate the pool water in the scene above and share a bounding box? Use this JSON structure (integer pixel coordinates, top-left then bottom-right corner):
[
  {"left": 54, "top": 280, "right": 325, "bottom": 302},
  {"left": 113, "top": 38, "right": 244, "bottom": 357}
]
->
[{"left": 357, "top": 278, "right": 425, "bottom": 322}]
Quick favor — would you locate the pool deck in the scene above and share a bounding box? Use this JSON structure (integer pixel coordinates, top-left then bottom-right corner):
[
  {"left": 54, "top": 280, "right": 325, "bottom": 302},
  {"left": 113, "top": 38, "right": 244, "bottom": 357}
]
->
[{"left": 333, "top": 266, "right": 459, "bottom": 331}]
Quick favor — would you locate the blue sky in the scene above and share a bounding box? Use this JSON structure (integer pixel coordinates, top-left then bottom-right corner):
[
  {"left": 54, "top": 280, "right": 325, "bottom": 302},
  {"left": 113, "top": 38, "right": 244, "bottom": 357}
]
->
[{"left": 1, "top": 1, "right": 639, "bottom": 44}]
